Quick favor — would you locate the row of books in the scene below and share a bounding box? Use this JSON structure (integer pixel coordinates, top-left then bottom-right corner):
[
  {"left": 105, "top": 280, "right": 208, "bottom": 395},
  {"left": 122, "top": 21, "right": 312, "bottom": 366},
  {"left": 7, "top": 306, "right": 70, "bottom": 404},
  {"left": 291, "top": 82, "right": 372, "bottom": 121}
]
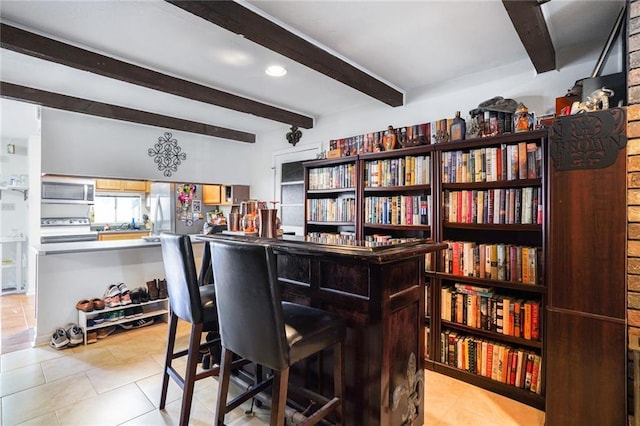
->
[
  {"left": 306, "top": 232, "right": 356, "bottom": 245},
  {"left": 443, "top": 241, "right": 540, "bottom": 285},
  {"left": 440, "top": 331, "right": 543, "bottom": 394},
  {"left": 364, "top": 195, "right": 432, "bottom": 226},
  {"left": 307, "top": 164, "right": 356, "bottom": 190},
  {"left": 443, "top": 187, "right": 542, "bottom": 225},
  {"left": 306, "top": 198, "right": 356, "bottom": 222},
  {"left": 441, "top": 141, "right": 541, "bottom": 183},
  {"left": 363, "top": 155, "right": 431, "bottom": 187},
  {"left": 441, "top": 284, "right": 541, "bottom": 340}
]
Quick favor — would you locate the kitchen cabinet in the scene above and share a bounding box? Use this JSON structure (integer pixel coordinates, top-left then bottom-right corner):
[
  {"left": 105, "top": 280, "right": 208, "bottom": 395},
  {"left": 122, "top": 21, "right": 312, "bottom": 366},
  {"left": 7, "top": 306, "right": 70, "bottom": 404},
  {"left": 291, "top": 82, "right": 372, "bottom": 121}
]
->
[
  {"left": 98, "top": 231, "right": 149, "bottom": 241},
  {"left": 96, "top": 179, "right": 148, "bottom": 192},
  {"left": 222, "top": 184, "right": 250, "bottom": 205},
  {"left": 203, "top": 185, "right": 222, "bottom": 205}
]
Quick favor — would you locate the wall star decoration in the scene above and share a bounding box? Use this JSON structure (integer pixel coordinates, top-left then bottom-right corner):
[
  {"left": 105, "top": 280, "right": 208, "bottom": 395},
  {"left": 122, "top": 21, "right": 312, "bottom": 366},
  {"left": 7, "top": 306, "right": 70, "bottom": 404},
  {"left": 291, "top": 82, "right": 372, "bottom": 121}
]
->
[
  {"left": 286, "top": 125, "right": 302, "bottom": 146},
  {"left": 148, "top": 132, "right": 187, "bottom": 177}
]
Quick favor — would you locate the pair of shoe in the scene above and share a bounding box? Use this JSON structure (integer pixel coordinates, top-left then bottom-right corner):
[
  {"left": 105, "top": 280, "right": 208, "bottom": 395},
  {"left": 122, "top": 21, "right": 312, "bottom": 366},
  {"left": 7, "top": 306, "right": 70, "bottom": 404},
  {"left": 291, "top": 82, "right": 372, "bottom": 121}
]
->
[
  {"left": 130, "top": 287, "right": 149, "bottom": 304},
  {"left": 50, "top": 323, "right": 84, "bottom": 349},
  {"left": 104, "top": 311, "right": 125, "bottom": 322},
  {"left": 104, "top": 283, "right": 132, "bottom": 308},
  {"left": 96, "top": 326, "right": 116, "bottom": 339},
  {"left": 118, "top": 317, "right": 154, "bottom": 330},
  {"left": 87, "top": 314, "right": 105, "bottom": 327},
  {"left": 146, "top": 278, "right": 168, "bottom": 301},
  {"left": 76, "top": 298, "right": 106, "bottom": 312}
]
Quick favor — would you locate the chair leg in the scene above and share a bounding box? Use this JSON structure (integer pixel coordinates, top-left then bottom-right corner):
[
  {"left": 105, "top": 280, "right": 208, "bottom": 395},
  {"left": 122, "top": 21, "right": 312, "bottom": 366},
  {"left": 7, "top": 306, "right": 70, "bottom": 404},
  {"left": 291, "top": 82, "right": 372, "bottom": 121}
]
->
[
  {"left": 333, "top": 341, "right": 344, "bottom": 426},
  {"left": 215, "top": 347, "right": 234, "bottom": 426},
  {"left": 179, "top": 322, "right": 204, "bottom": 426},
  {"left": 160, "top": 312, "right": 179, "bottom": 409},
  {"left": 270, "top": 367, "right": 289, "bottom": 426}
]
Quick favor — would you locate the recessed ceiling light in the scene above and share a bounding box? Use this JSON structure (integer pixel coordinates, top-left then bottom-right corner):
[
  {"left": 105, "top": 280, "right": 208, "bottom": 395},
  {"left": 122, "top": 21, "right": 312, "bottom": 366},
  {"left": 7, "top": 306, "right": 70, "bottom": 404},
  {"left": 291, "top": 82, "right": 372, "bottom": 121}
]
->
[{"left": 265, "top": 65, "right": 287, "bottom": 77}]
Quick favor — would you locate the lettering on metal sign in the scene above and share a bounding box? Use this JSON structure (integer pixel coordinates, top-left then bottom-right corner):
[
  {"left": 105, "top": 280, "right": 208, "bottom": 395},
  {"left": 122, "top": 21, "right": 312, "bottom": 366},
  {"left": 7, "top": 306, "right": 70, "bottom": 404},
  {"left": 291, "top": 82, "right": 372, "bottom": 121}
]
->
[{"left": 550, "top": 108, "right": 626, "bottom": 171}]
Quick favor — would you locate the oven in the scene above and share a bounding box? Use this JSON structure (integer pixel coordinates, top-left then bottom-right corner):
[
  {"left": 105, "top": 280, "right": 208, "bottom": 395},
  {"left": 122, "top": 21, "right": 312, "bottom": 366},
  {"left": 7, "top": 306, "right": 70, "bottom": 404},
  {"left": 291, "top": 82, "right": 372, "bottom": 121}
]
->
[{"left": 40, "top": 217, "right": 98, "bottom": 243}]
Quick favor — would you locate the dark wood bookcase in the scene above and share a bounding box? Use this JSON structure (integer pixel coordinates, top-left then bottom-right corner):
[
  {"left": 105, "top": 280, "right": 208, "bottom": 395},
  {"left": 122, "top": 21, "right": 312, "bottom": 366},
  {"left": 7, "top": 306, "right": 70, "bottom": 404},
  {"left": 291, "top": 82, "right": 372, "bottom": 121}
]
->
[
  {"left": 545, "top": 108, "right": 627, "bottom": 425},
  {"left": 303, "top": 129, "right": 549, "bottom": 410}
]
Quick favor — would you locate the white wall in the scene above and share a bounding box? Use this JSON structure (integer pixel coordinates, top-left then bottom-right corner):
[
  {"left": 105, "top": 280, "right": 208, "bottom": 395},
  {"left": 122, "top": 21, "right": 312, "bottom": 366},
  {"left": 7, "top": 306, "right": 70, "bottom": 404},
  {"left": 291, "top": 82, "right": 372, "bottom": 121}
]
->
[{"left": 40, "top": 108, "right": 255, "bottom": 185}]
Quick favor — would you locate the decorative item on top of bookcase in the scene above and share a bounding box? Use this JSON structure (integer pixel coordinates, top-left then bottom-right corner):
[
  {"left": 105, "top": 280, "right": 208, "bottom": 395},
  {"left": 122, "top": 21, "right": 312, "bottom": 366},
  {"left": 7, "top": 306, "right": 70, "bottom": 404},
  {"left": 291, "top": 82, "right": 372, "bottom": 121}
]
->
[{"left": 449, "top": 111, "right": 466, "bottom": 142}]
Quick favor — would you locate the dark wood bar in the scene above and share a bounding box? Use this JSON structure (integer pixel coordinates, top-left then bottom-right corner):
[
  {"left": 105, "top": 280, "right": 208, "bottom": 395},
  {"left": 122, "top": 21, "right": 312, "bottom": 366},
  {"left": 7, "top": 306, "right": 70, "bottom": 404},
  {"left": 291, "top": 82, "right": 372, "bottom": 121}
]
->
[{"left": 199, "top": 234, "right": 446, "bottom": 426}]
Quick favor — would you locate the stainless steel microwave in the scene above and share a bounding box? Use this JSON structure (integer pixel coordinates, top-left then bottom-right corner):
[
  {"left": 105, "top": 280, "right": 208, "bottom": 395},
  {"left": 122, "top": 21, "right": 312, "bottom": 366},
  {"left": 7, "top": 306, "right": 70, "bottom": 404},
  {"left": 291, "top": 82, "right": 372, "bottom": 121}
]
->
[{"left": 41, "top": 178, "right": 95, "bottom": 204}]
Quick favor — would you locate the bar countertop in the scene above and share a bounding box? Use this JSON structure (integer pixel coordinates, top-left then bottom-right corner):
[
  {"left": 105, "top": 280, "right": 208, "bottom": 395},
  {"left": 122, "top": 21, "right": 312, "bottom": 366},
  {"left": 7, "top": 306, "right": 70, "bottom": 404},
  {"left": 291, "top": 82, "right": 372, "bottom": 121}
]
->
[{"left": 198, "top": 232, "right": 447, "bottom": 262}]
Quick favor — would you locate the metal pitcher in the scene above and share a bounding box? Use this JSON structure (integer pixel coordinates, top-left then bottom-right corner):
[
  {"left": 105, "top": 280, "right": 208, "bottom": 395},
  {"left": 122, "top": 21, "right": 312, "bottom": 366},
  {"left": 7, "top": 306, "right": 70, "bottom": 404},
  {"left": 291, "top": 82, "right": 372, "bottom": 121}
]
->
[{"left": 258, "top": 208, "right": 278, "bottom": 238}]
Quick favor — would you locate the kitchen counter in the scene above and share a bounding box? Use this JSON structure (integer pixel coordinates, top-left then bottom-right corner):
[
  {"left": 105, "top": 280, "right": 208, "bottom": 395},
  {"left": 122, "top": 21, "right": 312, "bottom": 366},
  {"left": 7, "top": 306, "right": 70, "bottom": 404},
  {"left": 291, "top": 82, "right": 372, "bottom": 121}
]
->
[
  {"left": 32, "top": 234, "right": 203, "bottom": 255},
  {"left": 29, "top": 234, "right": 205, "bottom": 346}
]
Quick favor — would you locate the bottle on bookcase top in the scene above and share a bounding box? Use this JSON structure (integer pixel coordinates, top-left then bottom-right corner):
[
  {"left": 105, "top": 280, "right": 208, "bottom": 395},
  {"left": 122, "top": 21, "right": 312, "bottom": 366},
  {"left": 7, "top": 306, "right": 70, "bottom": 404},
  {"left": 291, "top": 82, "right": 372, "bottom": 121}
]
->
[
  {"left": 483, "top": 111, "right": 492, "bottom": 137},
  {"left": 382, "top": 125, "right": 398, "bottom": 151},
  {"left": 450, "top": 111, "right": 466, "bottom": 141}
]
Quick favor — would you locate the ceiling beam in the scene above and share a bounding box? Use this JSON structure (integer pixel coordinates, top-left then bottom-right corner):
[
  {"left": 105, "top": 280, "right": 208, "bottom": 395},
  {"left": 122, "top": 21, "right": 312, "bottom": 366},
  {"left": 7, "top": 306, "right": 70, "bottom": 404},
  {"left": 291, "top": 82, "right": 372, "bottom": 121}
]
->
[
  {"left": 167, "top": 0, "right": 404, "bottom": 107},
  {"left": 0, "top": 23, "right": 313, "bottom": 129},
  {"left": 502, "top": 0, "right": 556, "bottom": 73},
  {"left": 0, "top": 82, "right": 256, "bottom": 143}
]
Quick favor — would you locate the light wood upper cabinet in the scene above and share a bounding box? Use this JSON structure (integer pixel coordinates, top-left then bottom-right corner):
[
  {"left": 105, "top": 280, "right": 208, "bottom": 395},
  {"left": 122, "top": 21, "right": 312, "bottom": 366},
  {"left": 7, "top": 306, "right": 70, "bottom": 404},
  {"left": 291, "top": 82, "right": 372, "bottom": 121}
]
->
[
  {"left": 122, "top": 180, "right": 147, "bottom": 192},
  {"left": 95, "top": 179, "right": 148, "bottom": 192},
  {"left": 203, "top": 185, "right": 222, "bottom": 205},
  {"left": 95, "top": 179, "right": 122, "bottom": 191}
]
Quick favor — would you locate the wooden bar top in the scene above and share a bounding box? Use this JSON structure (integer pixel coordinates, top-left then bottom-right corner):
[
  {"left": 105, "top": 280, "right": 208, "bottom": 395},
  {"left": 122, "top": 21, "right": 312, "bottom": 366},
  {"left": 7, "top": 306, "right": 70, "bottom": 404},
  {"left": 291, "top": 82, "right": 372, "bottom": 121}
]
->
[{"left": 197, "top": 232, "right": 447, "bottom": 262}]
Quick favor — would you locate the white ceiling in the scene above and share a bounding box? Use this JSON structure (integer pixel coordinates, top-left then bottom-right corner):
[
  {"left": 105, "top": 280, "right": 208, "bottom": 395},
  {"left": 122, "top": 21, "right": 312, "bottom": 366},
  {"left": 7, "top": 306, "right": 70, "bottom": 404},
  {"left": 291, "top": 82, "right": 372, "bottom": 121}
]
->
[{"left": 0, "top": 0, "right": 627, "bottom": 141}]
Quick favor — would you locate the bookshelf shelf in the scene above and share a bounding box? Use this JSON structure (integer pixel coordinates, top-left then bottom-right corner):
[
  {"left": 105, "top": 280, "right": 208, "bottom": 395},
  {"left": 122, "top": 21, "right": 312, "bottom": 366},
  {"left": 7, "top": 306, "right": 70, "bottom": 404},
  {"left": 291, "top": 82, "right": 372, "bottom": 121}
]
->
[
  {"left": 442, "top": 223, "right": 541, "bottom": 231},
  {"left": 307, "top": 188, "right": 355, "bottom": 194},
  {"left": 441, "top": 178, "right": 541, "bottom": 190},
  {"left": 364, "top": 184, "right": 431, "bottom": 192},
  {"left": 436, "top": 272, "right": 547, "bottom": 293},
  {"left": 441, "top": 320, "right": 542, "bottom": 349},
  {"left": 304, "top": 129, "right": 548, "bottom": 410},
  {"left": 364, "top": 223, "right": 431, "bottom": 231}
]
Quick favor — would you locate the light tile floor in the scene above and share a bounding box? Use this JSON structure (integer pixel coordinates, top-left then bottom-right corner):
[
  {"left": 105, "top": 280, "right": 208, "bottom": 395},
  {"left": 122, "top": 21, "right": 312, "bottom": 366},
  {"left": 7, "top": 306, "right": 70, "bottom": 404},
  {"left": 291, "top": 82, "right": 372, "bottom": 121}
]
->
[{"left": 1, "top": 294, "right": 545, "bottom": 425}]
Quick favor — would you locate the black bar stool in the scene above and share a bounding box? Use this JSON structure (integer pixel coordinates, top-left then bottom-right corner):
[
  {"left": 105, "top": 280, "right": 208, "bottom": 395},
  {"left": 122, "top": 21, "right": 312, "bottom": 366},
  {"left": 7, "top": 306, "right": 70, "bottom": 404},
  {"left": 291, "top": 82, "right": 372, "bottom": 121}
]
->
[
  {"left": 209, "top": 238, "right": 346, "bottom": 426},
  {"left": 159, "top": 233, "right": 246, "bottom": 426}
]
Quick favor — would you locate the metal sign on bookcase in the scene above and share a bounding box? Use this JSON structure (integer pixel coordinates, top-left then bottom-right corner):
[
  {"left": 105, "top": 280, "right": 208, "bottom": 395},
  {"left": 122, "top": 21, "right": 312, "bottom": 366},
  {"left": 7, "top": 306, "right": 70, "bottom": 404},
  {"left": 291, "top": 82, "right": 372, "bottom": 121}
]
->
[{"left": 550, "top": 108, "right": 626, "bottom": 171}]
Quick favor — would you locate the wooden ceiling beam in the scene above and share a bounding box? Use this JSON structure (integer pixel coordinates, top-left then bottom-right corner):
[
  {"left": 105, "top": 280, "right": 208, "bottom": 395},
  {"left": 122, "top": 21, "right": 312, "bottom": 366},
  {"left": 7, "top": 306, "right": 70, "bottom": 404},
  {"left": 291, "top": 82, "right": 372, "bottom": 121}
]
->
[
  {"left": 0, "top": 82, "right": 256, "bottom": 143},
  {"left": 0, "top": 23, "right": 313, "bottom": 129},
  {"left": 502, "top": 0, "right": 556, "bottom": 73},
  {"left": 167, "top": 0, "right": 404, "bottom": 107}
]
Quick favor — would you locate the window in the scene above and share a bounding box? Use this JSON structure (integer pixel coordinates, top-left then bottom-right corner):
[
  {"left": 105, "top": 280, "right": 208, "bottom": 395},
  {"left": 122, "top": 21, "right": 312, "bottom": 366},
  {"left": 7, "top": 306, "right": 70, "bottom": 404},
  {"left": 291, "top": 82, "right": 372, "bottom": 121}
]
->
[
  {"left": 94, "top": 194, "right": 142, "bottom": 225},
  {"left": 280, "top": 161, "right": 305, "bottom": 231},
  {"left": 274, "top": 147, "right": 318, "bottom": 235}
]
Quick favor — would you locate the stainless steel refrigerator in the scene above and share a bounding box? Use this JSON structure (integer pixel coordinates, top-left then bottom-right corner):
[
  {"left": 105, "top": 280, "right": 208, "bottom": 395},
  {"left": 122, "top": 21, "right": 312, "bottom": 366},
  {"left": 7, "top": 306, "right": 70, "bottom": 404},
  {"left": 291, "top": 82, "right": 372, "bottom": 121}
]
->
[{"left": 149, "top": 182, "right": 210, "bottom": 235}]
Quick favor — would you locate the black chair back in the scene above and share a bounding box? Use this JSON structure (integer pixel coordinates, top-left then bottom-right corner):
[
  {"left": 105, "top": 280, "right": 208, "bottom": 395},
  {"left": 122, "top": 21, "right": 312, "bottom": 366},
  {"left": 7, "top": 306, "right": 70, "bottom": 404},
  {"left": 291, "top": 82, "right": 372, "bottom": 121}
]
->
[
  {"left": 210, "top": 239, "right": 289, "bottom": 371},
  {"left": 160, "top": 233, "right": 204, "bottom": 324}
]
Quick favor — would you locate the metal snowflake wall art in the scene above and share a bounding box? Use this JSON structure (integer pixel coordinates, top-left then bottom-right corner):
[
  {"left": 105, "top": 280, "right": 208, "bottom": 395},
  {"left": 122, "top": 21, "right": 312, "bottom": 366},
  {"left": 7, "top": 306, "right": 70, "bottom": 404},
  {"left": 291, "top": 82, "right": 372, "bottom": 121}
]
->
[{"left": 148, "top": 132, "right": 187, "bottom": 177}]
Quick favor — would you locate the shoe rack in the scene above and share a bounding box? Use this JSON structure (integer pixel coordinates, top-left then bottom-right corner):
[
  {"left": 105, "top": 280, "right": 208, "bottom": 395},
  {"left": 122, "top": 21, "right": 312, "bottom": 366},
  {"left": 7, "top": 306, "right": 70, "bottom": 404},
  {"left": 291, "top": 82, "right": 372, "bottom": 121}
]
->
[{"left": 77, "top": 298, "right": 169, "bottom": 345}]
